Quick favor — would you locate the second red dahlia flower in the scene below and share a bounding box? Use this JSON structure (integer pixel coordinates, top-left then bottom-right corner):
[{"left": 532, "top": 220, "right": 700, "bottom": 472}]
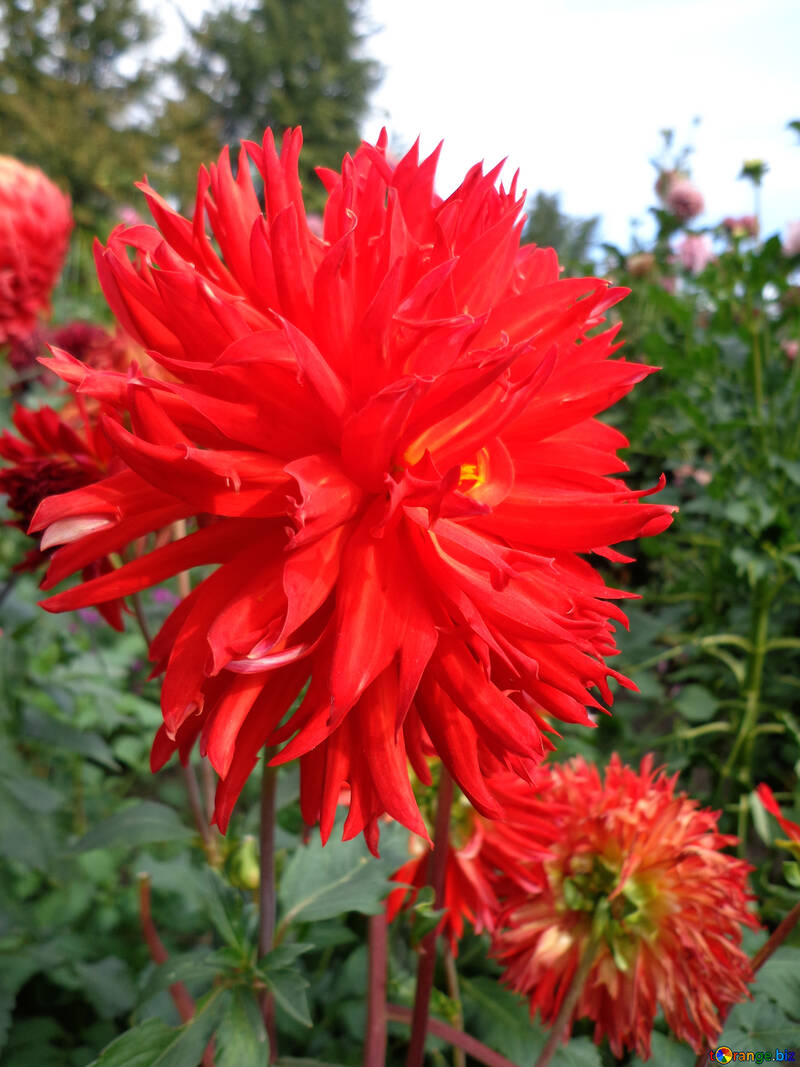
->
[
  {"left": 492, "top": 755, "right": 758, "bottom": 1058},
  {"left": 32, "top": 129, "right": 673, "bottom": 847},
  {"left": 0, "top": 156, "right": 72, "bottom": 345}
]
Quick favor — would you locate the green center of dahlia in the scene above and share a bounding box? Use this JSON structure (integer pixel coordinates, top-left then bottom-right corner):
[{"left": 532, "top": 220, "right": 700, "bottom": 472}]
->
[{"left": 556, "top": 854, "right": 659, "bottom": 971}]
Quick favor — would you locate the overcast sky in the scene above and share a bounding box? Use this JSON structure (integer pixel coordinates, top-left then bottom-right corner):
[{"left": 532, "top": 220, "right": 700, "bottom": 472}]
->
[
  {"left": 362, "top": 0, "right": 800, "bottom": 246},
  {"left": 161, "top": 0, "right": 799, "bottom": 248}
]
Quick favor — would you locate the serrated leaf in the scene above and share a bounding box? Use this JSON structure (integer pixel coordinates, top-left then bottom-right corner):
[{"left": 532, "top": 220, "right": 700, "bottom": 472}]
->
[
  {"left": 278, "top": 820, "right": 409, "bottom": 925},
  {"left": 87, "top": 1017, "right": 174, "bottom": 1066},
  {"left": 719, "top": 995, "right": 799, "bottom": 1045},
  {"left": 462, "top": 975, "right": 542, "bottom": 1066},
  {"left": 266, "top": 969, "right": 312, "bottom": 1027},
  {"left": 215, "top": 987, "right": 269, "bottom": 1067},
  {"left": 752, "top": 946, "right": 800, "bottom": 1017},
  {"left": 75, "top": 801, "right": 193, "bottom": 853}
]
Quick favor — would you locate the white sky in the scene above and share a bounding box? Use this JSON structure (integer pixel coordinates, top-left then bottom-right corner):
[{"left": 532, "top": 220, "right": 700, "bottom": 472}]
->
[
  {"left": 362, "top": 0, "right": 800, "bottom": 246},
  {"left": 160, "top": 0, "right": 800, "bottom": 247}
]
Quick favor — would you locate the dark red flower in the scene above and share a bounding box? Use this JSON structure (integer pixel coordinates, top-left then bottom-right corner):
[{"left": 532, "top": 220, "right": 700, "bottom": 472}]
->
[
  {"left": 492, "top": 756, "right": 758, "bottom": 1058},
  {"left": 32, "top": 129, "right": 673, "bottom": 848},
  {"left": 0, "top": 156, "right": 72, "bottom": 345},
  {"left": 0, "top": 402, "right": 124, "bottom": 629}
]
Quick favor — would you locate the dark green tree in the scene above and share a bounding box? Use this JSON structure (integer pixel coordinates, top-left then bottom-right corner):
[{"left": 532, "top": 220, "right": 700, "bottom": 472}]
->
[
  {"left": 158, "top": 0, "right": 381, "bottom": 211},
  {"left": 0, "top": 0, "right": 159, "bottom": 236},
  {"left": 522, "top": 191, "right": 600, "bottom": 275}
]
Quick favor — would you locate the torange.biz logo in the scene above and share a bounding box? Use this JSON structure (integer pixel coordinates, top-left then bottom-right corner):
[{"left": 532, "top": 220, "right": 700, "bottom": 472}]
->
[{"left": 709, "top": 1050, "right": 796, "bottom": 1064}]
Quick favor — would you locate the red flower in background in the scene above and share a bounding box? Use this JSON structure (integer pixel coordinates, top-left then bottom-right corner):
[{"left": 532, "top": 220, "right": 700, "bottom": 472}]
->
[
  {"left": 492, "top": 756, "right": 758, "bottom": 1059},
  {"left": 0, "top": 156, "right": 72, "bottom": 345},
  {"left": 756, "top": 783, "right": 800, "bottom": 853},
  {"left": 32, "top": 129, "right": 673, "bottom": 848},
  {"left": 0, "top": 402, "right": 125, "bottom": 629}
]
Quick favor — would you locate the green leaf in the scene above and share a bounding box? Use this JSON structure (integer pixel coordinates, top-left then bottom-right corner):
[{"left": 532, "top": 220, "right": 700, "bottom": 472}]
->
[
  {"left": 87, "top": 1018, "right": 174, "bottom": 1066},
  {"left": 137, "top": 950, "right": 223, "bottom": 1001},
  {"left": 90, "top": 987, "right": 227, "bottom": 1066},
  {"left": 628, "top": 1031, "right": 695, "bottom": 1067},
  {"left": 20, "top": 706, "right": 119, "bottom": 770},
  {"left": 278, "top": 820, "right": 408, "bottom": 926},
  {"left": 461, "top": 975, "right": 542, "bottom": 1066},
  {"left": 75, "top": 801, "right": 193, "bottom": 853},
  {"left": 265, "top": 969, "right": 312, "bottom": 1028},
  {"left": 752, "top": 946, "right": 800, "bottom": 1018},
  {"left": 674, "top": 684, "right": 718, "bottom": 723},
  {"left": 73, "top": 957, "right": 136, "bottom": 1019},
  {"left": 215, "top": 987, "right": 269, "bottom": 1067},
  {"left": 550, "top": 1037, "right": 602, "bottom": 1067},
  {"left": 719, "top": 995, "right": 799, "bottom": 1045}
]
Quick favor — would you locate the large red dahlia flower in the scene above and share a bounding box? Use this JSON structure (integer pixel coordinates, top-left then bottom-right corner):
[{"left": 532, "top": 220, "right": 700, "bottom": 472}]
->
[
  {"left": 0, "top": 156, "right": 72, "bottom": 345},
  {"left": 492, "top": 755, "right": 758, "bottom": 1058},
  {"left": 32, "top": 129, "right": 673, "bottom": 848}
]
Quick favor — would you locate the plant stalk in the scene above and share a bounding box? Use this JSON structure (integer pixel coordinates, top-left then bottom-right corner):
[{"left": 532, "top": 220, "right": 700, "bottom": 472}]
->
[
  {"left": 364, "top": 912, "right": 389, "bottom": 1067},
  {"left": 388, "top": 1004, "right": 518, "bottom": 1067},
  {"left": 533, "top": 931, "right": 599, "bottom": 1067},
  {"left": 405, "top": 767, "right": 454, "bottom": 1067},
  {"left": 443, "top": 944, "right": 466, "bottom": 1067},
  {"left": 259, "top": 748, "right": 278, "bottom": 1062}
]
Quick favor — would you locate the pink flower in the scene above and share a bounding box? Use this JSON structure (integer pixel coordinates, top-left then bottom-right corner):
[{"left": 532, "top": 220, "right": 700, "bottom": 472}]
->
[
  {"left": 676, "top": 233, "right": 714, "bottom": 274},
  {"left": 783, "top": 220, "right": 800, "bottom": 257},
  {"left": 781, "top": 339, "right": 799, "bottom": 361},
  {"left": 665, "top": 177, "right": 704, "bottom": 222},
  {"left": 723, "top": 215, "right": 759, "bottom": 239}
]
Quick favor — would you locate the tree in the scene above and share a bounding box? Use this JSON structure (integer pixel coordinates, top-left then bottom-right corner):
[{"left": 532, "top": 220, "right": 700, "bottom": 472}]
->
[
  {"left": 158, "top": 0, "right": 381, "bottom": 211},
  {"left": 0, "top": 0, "right": 159, "bottom": 237},
  {"left": 522, "top": 191, "right": 600, "bottom": 275}
]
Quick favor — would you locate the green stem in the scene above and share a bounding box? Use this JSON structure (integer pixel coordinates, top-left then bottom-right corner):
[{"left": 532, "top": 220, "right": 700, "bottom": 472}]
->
[
  {"left": 533, "top": 931, "right": 599, "bottom": 1067},
  {"left": 259, "top": 749, "right": 278, "bottom": 1062},
  {"left": 721, "top": 582, "right": 771, "bottom": 794}
]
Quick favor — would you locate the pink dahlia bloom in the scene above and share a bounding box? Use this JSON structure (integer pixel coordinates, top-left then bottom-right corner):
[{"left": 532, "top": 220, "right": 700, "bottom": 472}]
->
[
  {"left": 783, "top": 220, "right": 800, "bottom": 257},
  {"left": 0, "top": 156, "right": 72, "bottom": 345},
  {"left": 665, "top": 176, "right": 704, "bottom": 222},
  {"left": 32, "top": 129, "right": 674, "bottom": 848},
  {"left": 676, "top": 233, "right": 714, "bottom": 274}
]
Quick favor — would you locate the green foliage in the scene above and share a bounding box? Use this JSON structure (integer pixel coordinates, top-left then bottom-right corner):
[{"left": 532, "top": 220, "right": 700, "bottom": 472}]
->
[
  {"left": 522, "top": 191, "right": 600, "bottom": 275},
  {"left": 0, "top": 0, "right": 159, "bottom": 237},
  {"left": 155, "top": 0, "right": 381, "bottom": 211}
]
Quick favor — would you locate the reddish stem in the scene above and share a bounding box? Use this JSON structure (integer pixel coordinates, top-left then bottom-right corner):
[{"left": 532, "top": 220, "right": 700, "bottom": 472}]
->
[
  {"left": 388, "top": 1004, "right": 518, "bottom": 1067},
  {"left": 405, "top": 767, "right": 454, "bottom": 1067},
  {"left": 364, "top": 912, "right": 389, "bottom": 1067},
  {"left": 138, "top": 874, "right": 215, "bottom": 1067}
]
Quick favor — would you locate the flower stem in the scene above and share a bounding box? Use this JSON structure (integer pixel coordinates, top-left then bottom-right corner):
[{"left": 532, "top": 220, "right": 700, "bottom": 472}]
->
[
  {"left": 259, "top": 747, "right": 278, "bottom": 1062},
  {"left": 443, "top": 944, "right": 466, "bottom": 1067},
  {"left": 534, "top": 932, "right": 599, "bottom": 1067},
  {"left": 405, "top": 766, "right": 454, "bottom": 1067},
  {"left": 138, "top": 873, "right": 215, "bottom": 1066},
  {"left": 364, "top": 912, "right": 388, "bottom": 1067},
  {"left": 181, "top": 760, "right": 219, "bottom": 865},
  {"left": 387, "top": 1004, "right": 518, "bottom": 1067},
  {"left": 721, "top": 581, "right": 771, "bottom": 803}
]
